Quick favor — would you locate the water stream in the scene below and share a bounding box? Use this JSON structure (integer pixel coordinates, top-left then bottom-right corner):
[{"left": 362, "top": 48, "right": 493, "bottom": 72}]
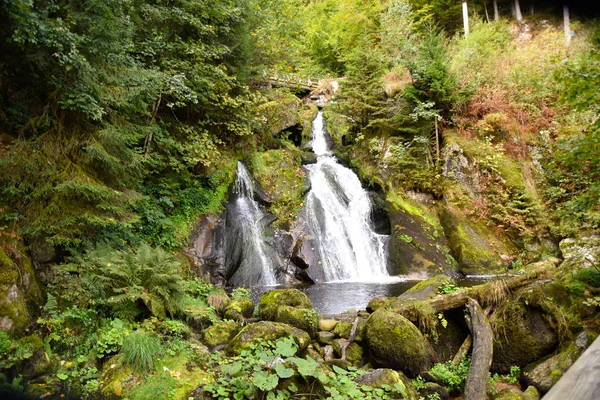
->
[
  {"left": 226, "top": 162, "right": 278, "bottom": 287},
  {"left": 304, "top": 112, "right": 391, "bottom": 282}
]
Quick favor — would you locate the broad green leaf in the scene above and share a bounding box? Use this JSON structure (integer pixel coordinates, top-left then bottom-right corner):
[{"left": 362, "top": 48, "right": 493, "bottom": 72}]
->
[{"left": 274, "top": 363, "right": 294, "bottom": 378}]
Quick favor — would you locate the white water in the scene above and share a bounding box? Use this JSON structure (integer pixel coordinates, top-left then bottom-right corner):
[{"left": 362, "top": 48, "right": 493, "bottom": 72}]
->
[
  {"left": 229, "top": 162, "right": 277, "bottom": 286},
  {"left": 305, "top": 112, "right": 392, "bottom": 282}
]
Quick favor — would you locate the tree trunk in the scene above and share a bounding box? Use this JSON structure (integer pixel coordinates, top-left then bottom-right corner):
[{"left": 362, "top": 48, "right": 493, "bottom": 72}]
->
[
  {"left": 493, "top": 0, "right": 499, "bottom": 21},
  {"left": 453, "top": 335, "right": 472, "bottom": 365},
  {"left": 530, "top": 1, "right": 535, "bottom": 15},
  {"left": 484, "top": 1, "right": 490, "bottom": 22},
  {"left": 464, "top": 299, "right": 493, "bottom": 400},
  {"left": 515, "top": 0, "right": 523, "bottom": 21},
  {"left": 391, "top": 263, "right": 553, "bottom": 316},
  {"left": 435, "top": 118, "right": 440, "bottom": 163},
  {"left": 462, "top": 1, "right": 470, "bottom": 37},
  {"left": 564, "top": 3, "right": 571, "bottom": 48}
]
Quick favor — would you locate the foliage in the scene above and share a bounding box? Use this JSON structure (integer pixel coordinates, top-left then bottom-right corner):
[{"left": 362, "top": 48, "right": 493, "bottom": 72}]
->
[
  {"left": 64, "top": 242, "right": 186, "bottom": 320},
  {"left": 438, "top": 281, "right": 460, "bottom": 295},
  {"left": 231, "top": 288, "right": 251, "bottom": 300},
  {"left": 121, "top": 331, "right": 164, "bottom": 375},
  {"left": 428, "top": 357, "right": 470, "bottom": 393},
  {"left": 488, "top": 366, "right": 521, "bottom": 396},
  {"left": 204, "top": 336, "right": 406, "bottom": 399},
  {"left": 129, "top": 371, "right": 177, "bottom": 400}
]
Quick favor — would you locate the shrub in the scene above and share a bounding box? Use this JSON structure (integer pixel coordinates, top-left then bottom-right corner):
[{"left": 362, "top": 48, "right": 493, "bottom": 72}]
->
[
  {"left": 429, "top": 357, "right": 470, "bottom": 393},
  {"left": 121, "top": 331, "right": 164, "bottom": 374}
]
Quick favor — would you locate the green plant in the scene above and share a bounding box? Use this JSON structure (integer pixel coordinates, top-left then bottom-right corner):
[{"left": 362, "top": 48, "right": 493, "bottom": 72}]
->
[
  {"left": 429, "top": 357, "right": 470, "bottom": 393},
  {"left": 94, "top": 319, "right": 129, "bottom": 359},
  {"left": 129, "top": 371, "right": 177, "bottom": 400},
  {"left": 231, "top": 288, "right": 251, "bottom": 300},
  {"left": 412, "top": 376, "right": 426, "bottom": 390},
  {"left": 438, "top": 281, "right": 460, "bottom": 295},
  {"left": 121, "top": 331, "right": 164, "bottom": 374}
]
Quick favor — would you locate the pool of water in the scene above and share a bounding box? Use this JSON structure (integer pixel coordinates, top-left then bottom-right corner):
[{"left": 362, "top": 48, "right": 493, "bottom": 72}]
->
[{"left": 245, "top": 276, "right": 491, "bottom": 315}]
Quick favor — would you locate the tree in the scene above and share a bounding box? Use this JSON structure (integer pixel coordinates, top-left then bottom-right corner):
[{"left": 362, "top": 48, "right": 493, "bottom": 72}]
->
[
  {"left": 494, "top": 0, "right": 499, "bottom": 21},
  {"left": 463, "top": 1, "right": 470, "bottom": 37},
  {"left": 563, "top": 3, "right": 571, "bottom": 48},
  {"left": 514, "top": 0, "right": 523, "bottom": 21}
]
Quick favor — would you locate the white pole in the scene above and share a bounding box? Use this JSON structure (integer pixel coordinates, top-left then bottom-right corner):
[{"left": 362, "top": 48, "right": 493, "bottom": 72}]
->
[
  {"left": 463, "top": 1, "right": 470, "bottom": 37},
  {"left": 564, "top": 3, "right": 571, "bottom": 48}
]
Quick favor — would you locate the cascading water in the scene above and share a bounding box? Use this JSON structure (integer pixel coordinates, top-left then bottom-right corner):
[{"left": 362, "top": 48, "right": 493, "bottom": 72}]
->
[
  {"left": 226, "top": 162, "right": 278, "bottom": 287},
  {"left": 304, "top": 112, "right": 391, "bottom": 282}
]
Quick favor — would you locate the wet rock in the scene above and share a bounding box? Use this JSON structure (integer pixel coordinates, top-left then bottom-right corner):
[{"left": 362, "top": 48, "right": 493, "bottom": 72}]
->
[
  {"left": 521, "top": 331, "right": 594, "bottom": 393},
  {"left": 225, "top": 321, "right": 310, "bottom": 356},
  {"left": 443, "top": 143, "right": 482, "bottom": 197},
  {"left": 366, "top": 296, "right": 394, "bottom": 313},
  {"left": 202, "top": 320, "right": 241, "bottom": 349},
  {"left": 317, "top": 331, "right": 335, "bottom": 345},
  {"left": 556, "top": 235, "right": 600, "bottom": 278},
  {"left": 187, "top": 214, "right": 227, "bottom": 284},
  {"left": 367, "top": 192, "right": 391, "bottom": 235},
  {"left": 300, "top": 152, "right": 318, "bottom": 165},
  {"left": 319, "top": 319, "right": 338, "bottom": 331},
  {"left": 364, "top": 310, "right": 428, "bottom": 376},
  {"left": 399, "top": 274, "right": 453, "bottom": 301},
  {"left": 259, "top": 289, "right": 319, "bottom": 335},
  {"left": 223, "top": 298, "right": 255, "bottom": 322}
]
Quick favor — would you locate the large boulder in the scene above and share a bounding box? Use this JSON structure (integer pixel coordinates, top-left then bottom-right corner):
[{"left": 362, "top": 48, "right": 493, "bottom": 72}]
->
[
  {"left": 223, "top": 298, "right": 254, "bottom": 322},
  {"left": 0, "top": 242, "right": 44, "bottom": 335},
  {"left": 202, "top": 320, "right": 241, "bottom": 349},
  {"left": 521, "top": 331, "right": 595, "bottom": 393},
  {"left": 399, "top": 275, "right": 454, "bottom": 301},
  {"left": 491, "top": 291, "right": 560, "bottom": 373},
  {"left": 364, "top": 310, "right": 428, "bottom": 376},
  {"left": 259, "top": 289, "right": 319, "bottom": 335},
  {"left": 225, "top": 321, "right": 310, "bottom": 356},
  {"left": 354, "top": 369, "right": 416, "bottom": 399}
]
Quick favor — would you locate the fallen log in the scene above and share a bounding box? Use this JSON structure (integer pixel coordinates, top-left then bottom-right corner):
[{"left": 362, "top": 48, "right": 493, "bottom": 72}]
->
[
  {"left": 464, "top": 298, "right": 493, "bottom": 400},
  {"left": 391, "top": 263, "right": 553, "bottom": 318}
]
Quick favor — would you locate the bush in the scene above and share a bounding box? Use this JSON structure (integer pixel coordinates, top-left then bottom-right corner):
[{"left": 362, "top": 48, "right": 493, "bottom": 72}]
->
[
  {"left": 429, "top": 357, "right": 470, "bottom": 393},
  {"left": 121, "top": 331, "right": 164, "bottom": 374}
]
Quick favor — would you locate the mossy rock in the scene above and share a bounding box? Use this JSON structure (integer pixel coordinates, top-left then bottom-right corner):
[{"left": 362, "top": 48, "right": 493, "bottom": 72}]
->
[
  {"left": 223, "top": 298, "right": 254, "bottom": 322},
  {"left": 364, "top": 310, "right": 428, "bottom": 376},
  {"left": 521, "top": 331, "right": 594, "bottom": 393},
  {"left": 319, "top": 319, "right": 338, "bottom": 331},
  {"left": 317, "top": 331, "right": 335, "bottom": 345},
  {"left": 225, "top": 321, "right": 310, "bottom": 356},
  {"left": 100, "top": 354, "right": 136, "bottom": 398},
  {"left": 556, "top": 235, "right": 600, "bottom": 278},
  {"left": 0, "top": 243, "right": 44, "bottom": 335},
  {"left": 366, "top": 296, "right": 394, "bottom": 312},
  {"left": 354, "top": 369, "right": 412, "bottom": 397},
  {"left": 184, "top": 303, "right": 218, "bottom": 332},
  {"left": 9, "top": 335, "right": 51, "bottom": 379},
  {"left": 332, "top": 318, "right": 366, "bottom": 342},
  {"left": 400, "top": 275, "right": 453, "bottom": 301},
  {"left": 259, "top": 289, "right": 318, "bottom": 334},
  {"left": 491, "top": 306, "right": 559, "bottom": 373},
  {"left": 495, "top": 388, "right": 525, "bottom": 400},
  {"left": 332, "top": 340, "right": 363, "bottom": 366},
  {"left": 439, "top": 207, "right": 506, "bottom": 275},
  {"left": 202, "top": 320, "right": 240, "bottom": 348},
  {"left": 522, "top": 386, "right": 540, "bottom": 400}
]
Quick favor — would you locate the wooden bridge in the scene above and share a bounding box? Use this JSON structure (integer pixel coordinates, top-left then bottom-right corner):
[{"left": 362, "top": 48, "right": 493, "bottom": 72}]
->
[{"left": 264, "top": 73, "right": 321, "bottom": 91}]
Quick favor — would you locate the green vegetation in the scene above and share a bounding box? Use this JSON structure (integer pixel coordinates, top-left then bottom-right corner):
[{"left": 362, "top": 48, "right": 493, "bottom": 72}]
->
[{"left": 121, "top": 331, "right": 164, "bottom": 374}]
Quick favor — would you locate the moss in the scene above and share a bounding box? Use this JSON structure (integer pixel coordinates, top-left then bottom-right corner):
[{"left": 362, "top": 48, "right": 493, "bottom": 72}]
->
[
  {"left": 354, "top": 368, "right": 408, "bottom": 392},
  {"left": 223, "top": 298, "right": 254, "bottom": 322},
  {"left": 259, "top": 289, "right": 316, "bottom": 333},
  {"left": 202, "top": 320, "right": 240, "bottom": 348},
  {"left": 250, "top": 147, "right": 306, "bottom": 229},
  {"left": 387, "top": 190, "right": 439, "bottom": 229},
  {"left": 318, "top": 319, "right": 338, "bottom": 331},
  {"left": 549, "top": 368, "right": 563, "bottom": 382},
  {"left": 100, "top": 354, "right": 135, "bottom": 398},
  {"left": 364, "top": 310, "right": 428, "bottom": 377},
  {"left": 158, "top": 351, "right": 213, "bottom": 400},
  {"left": 225, "top": 321, "right": 310, "bottom": 356},
  {"left": 402, "top": 275, "right": 453, "bottom": 300},
  {"left": 522, "top": 386, "right": 540, "bottom": 400},
  {"left": 366, "top": 297, "right": 394, "bottom": 312}
]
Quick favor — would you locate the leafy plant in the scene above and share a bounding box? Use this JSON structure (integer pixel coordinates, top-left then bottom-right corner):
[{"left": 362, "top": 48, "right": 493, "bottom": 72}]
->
[
  {"left": 121, "top": 331, "right": 164, "bottom": 374},
  {"left": 429, "top": 357, "right": 470, "bottom": 393},
  {"left": 438, "top": 281, "right": 460, "bottom": 295}
]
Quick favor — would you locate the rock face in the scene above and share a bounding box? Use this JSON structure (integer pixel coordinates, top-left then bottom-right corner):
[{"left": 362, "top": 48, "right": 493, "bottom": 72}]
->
[
  {"left": 364, "top": 310, "right": 428, "bottom": 376},
  {"left": 440, "top": 207, "right": 506, "bottom": 275},
  {"left": 443, "top": 143, "right": 482, "bottom": 197},
  {"left": 223, "top": 298, "right": 255, "bottom": 322},
  {"left": 259, "top": 289, "right": 319, "bottom": 335},
  {"left": 0, "top": 242, "right": 44, "bottom": 335},
  {"left": 556, "top": 235, "right": 600, "bottom": 278},
  {"left": 399, "top": 275, "right": 453, "bottom": 301},
  {"left": 225, "top": 321, "right": 310, "bottom": 356},
  {"left": 521, "top": 331, "right": 595, "bottom": 393}
]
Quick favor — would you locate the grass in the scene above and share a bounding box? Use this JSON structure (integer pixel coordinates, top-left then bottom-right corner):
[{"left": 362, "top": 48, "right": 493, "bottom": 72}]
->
[{"left": 121, "top": 331, "right": 164, "bottom": 374}]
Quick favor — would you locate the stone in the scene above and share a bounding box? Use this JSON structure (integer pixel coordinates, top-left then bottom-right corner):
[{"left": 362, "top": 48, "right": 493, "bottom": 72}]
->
[
  {"left": 223, "top": 298, "right": 254, "bottom": 322},
  {"left": 0, "top": 243, "right": 44, "bottom": 336},
  {"left": 317, "top": 331, "right": 335, "bottom": 345},
  {"left": 556, "top": 235, "right": 600, "bottom": 278},
  {"left": 400, "top": 274, "right": 453, "bottom": 301},
  {"left": 521, "top": 331, "right": 594, "bottom": 393},
  {"left": 364, "top": 310, "right": 428, "bottom": 377},
  {"left": 331, "top": 339, "right": 363, "bottom": 366},
  {"left": 421, "top": 382, "right": 449, "bottom": 400},
  {"left": 366, "top": 297, "right": 394, "bottom": 312},
  {"left": 225, "top": 321, "right": 310, "bottom": 356},
  {"left": 331, "top": 317, "right": 366, "bottom": 342},
  {"left": 318, "top": 319, "right": 338, "bottom": 331},
  {"left": 522, "top": 386, "right": 540, "bottom": 400},
  {"left": 354, "top": 369, "right": 408, "bottom": 393},
  {"left": 259, "top": 289, "right": 319, "bottom": 335},
  {"left": 202, "top": 320, "right": 240, "bottom": 349}
]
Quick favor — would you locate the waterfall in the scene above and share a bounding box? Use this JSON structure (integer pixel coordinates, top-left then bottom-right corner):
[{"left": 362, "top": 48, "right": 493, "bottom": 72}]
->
[
  {"left": 226, "top": 162, "right": 278, "bottom": 287},
  {"left": 304, "top": 112, "right": 391, "bottom": 282}
]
